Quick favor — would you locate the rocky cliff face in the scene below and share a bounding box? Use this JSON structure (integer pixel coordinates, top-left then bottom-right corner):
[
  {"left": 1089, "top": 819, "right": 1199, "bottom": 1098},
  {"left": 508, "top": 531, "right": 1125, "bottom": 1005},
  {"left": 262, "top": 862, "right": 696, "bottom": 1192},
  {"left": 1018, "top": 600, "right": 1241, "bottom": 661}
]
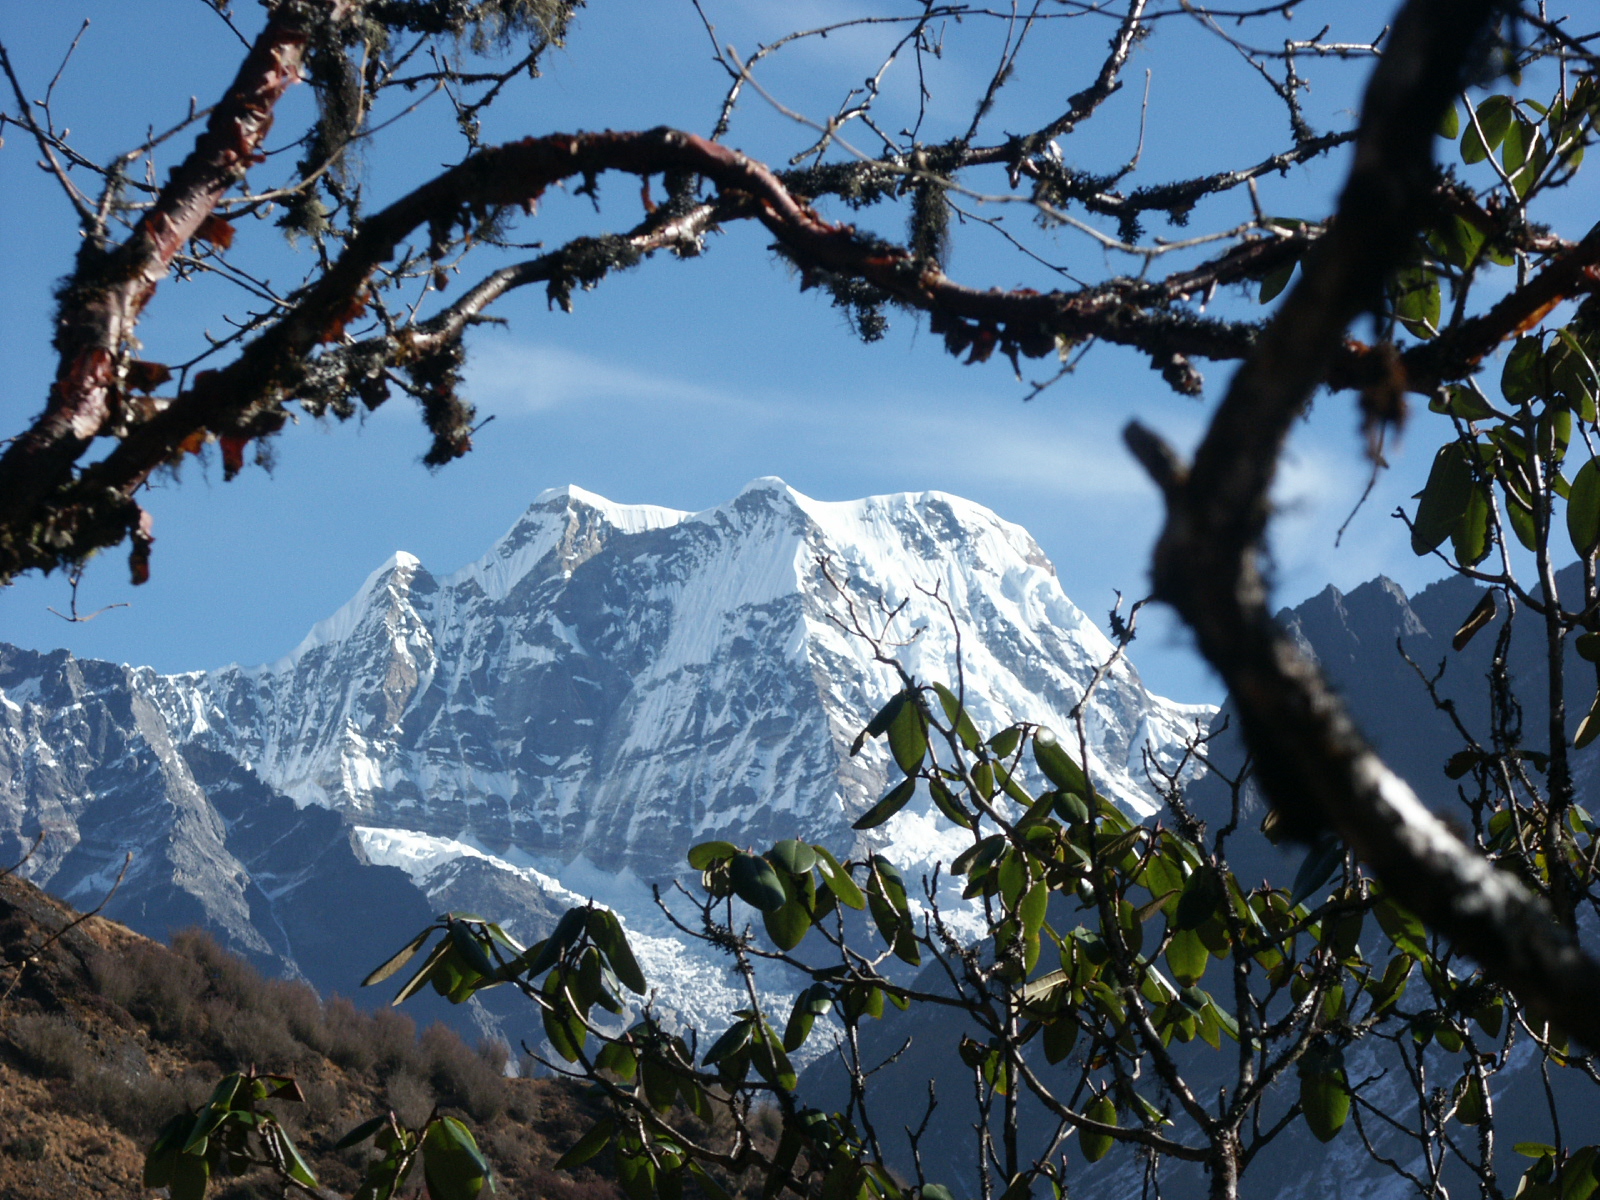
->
[{"left": 0, "top": 480, "right": 1207, "bottom": 1035}]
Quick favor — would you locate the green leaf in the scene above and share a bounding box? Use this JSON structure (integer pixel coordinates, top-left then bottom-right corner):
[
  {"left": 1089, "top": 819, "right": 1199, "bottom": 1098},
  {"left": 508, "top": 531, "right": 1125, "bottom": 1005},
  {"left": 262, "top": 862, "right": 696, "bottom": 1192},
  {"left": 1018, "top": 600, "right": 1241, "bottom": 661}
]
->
[
  {"left": 888, "top": 696, "right": 929, "bottom": 773},
  {"left": 1431, "top": 383, "right": 1497, "bottom": 421},
  {"left": 1165, "top": 926, "right": 1208, "bottom": 986},
  {"left": 1456, "top": 1075, "right": 1488, "bottom": 1126},
  {"left": 688, "top": 1161, "right": 733, "bottom": 1200},
  {"left": 520, "top": 906, "right": 587, "bottom": 979},
  {"left": 363, "top": 926, "right": 438, "bottom": 988},
  {"left": 989, "top": 725, "right": 1023, "bottom": 760},
  {"left": 1290, "top": 838, "right": 1344, "bottom": 907},
  {"left": 269, "top": 1124, "right": 319, "bottom": 1189},
  {"left": 1299, "top": 1069, "right": 1350, "bottom": 1142},
  {"left": 1552, "top": 328, "right": 1600, "bottom": 418},
  {"left": 1504, "top": 118, "right": 1548, "bottom": 197},
  {"left": 1569, "top": 458, "right": 1600, "bottom": 557},
  {"left": 770, "top": 839, "right": 818, "bottom": 875},
  {"left": 1052, "top": 789, "right": 1089, "bottom": 824},
  {"left": 1080, "top": 1096, "right": 1117, "bottom": 1162},
  {"left": 207, "top": 1071, "right": 245, "bottom": 1111},
  {"left": 1019, "top": 881, "right": 1049, "bottom": 941},
  {"left": 1515, "top": 1143, "right": 1559, "bottom": 1159},
  {"left": 1033, "top": 727, "right": 1088, "bottom": 796},
  {"left": 1374, "top": 894, "right": 1428, "bottom": 959},
  {"left": 422, "top": 1117, "right": 492, "bottom": 1200},
  {"left": 1042, "top": 1016, "right": 1079, "bottom": 1064},
  {"left": 1579, "top": 633, "right": 1600, "bottom": 662},
  {"left": 1461, "top": 94, "right": 1513, "bottom": 165},
  {"left": 813, "top": 846, "right": 865, "bottom": 909},
  {"left": 1503, "top": 334, "right": 1546, "bottom": 406},
  {"left": 854, "top": 776, "right": 917, "bottom": 830},
  {"left": 543, "top": 998, "right": 585, "bottom": 1063},
  {"left": 1505, "top": 495, "right": 1539, "bottom": 553},
  {"left": 863, "top": 692, "right": 908, "bottom": 743},
  {"left": 555, "top": 1118, "right": 615, "bottom": 1171},
  {"left": 928, "top": 777, "right": 975, "bottom": 829},
  {"left": 1452, "top": 483, "right": 1492, "bottom": 567},
  {"left": 952, "top": 834, "right": 1006, "bottom": 877},
  {"left": 587, "top": 908, "right": 647, "bottom": 995},
  {"left": 144, "top": 1113, "right": 195, "bottom": 1188},
  {"left": 617, "top": 1153, "right": 656, "bottom": 1200},
  {"left": 1175, "top": 866, "right": 1224, "bottom": 931},
  {"left": 784, "top": 984, "right": 834, "bottom": 1051},
  {"left": 688, "top": 841, "right": 739, "bottom": 870},
  {"left": 750, "top": 1024, "right": 798, "bottom": 1091},
  {"left": 1259, "top": 258, "right": 1296, "bottom": 304},
  {"left": 1393, "top": 265, "right": 1441, "bottom": 338},
  {"left": 764, "top": 897, "right": 812, "bottom": 951},
  {"left": 1412, "top": 444, "right": 1476, "bottom": 556},
  {"left": 336, "top": 1114, "right": 392, "bottom": 1152},
  {"left": 730, "top": 852, "right": 789, "bottom": 911},
  {"left": 872, "top": 855, "right": 910, "bottom": 912},
  {"left": 703, "top": 1019, "right": 753, "bottom": 1067},
  {"left": 923, "top": 1187, "right": 957, "bottom": 1200},
  {"left": 1574, "top": 692, "right": 1600, "bottom": 750},
  {"left": 169, "top": 1149, "right": 211, "bottom": 1200},
  {"left": 449, "top": 922, "right": 499, "bottom": 981},
  {"left": 595, "top": 1036, "right": 639, "bottom": 1082},
  {"left": 1439, "top": 104, "right": 1460, "bottom": 138},
  {"left": 933, "top": 683, "right": 981, "bottom": 751},
  {"left": 1368, "top": 953, "right": 1413, "bottom": 1012}
]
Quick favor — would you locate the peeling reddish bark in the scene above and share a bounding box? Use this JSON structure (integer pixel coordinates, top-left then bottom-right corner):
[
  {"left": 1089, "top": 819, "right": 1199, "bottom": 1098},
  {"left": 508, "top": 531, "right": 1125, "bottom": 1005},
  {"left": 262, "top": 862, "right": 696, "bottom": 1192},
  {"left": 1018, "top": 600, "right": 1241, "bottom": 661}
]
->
[{"left": 0, "top": 0, "right": 346, "bottom": 535}]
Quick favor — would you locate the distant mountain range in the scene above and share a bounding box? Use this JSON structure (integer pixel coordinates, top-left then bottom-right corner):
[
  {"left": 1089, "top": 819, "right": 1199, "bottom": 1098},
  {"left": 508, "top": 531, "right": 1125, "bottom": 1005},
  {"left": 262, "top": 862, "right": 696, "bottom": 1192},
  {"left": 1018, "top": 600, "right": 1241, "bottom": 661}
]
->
[{"left": 0, "top": 479, "right": 1207, "bottom": 1042}]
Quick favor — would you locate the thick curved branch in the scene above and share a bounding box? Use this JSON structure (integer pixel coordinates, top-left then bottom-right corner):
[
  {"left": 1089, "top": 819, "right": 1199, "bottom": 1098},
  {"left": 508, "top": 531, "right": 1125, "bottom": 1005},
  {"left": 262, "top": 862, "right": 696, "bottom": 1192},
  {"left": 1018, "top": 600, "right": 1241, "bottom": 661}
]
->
[
  {"left": 0, "top": 0, "right": 348, "bottom": 534},
  {"left": 1127, "top": 0, "right": 1600, "bottom": 1049},
  {"left": 0, "top": 121, "right": 1303, "bottom": 582},
  {"left": 296, "top": 201, "right": 726, "bottom": 430},
  {"left": 2, "top": 85, "right": 1579, "bottom": 585}
]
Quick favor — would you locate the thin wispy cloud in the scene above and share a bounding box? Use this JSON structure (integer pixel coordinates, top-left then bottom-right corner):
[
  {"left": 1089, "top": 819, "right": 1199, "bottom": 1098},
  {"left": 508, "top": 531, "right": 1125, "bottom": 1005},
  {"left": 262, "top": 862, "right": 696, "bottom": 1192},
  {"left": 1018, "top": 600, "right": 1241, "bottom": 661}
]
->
[{"left": 465, "top": 341, "right": 734, "bottom": 413}]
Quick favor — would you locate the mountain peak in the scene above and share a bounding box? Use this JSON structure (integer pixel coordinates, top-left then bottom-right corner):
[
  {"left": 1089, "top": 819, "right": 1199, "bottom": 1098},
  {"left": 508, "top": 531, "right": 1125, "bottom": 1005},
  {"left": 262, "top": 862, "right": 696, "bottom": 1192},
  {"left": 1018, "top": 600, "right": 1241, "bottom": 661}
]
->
[
  {"left": 528, "top": 484, "right": 690, "bottom": 530},
  {"left": 449, "top": 486, "right": 690, "bottom": 602},
  {"left": 735, "top": 476, "right": 796, "bottom": 500},
  {"left": 283, "top": 550, "right": 430, "bottom": 664}
]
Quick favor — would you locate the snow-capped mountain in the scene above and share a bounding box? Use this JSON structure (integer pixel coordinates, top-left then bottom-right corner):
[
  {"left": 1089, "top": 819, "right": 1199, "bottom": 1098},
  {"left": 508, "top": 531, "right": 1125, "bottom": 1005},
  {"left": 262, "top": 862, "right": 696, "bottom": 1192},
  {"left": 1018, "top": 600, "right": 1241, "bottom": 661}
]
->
[
  {"left": 154, "top": 478, "right": 1208, "bottom": 872},
  {"left": 0, "top": 479, "right": 1210, "bottom": 1039}
]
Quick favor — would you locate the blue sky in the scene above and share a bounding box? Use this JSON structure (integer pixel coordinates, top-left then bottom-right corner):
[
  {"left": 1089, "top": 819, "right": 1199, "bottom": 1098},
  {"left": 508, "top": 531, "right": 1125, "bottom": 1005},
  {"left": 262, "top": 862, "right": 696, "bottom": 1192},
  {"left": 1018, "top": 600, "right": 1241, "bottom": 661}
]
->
[{"left": 0, "top": 1, "right": 1496, "bottom": 703}]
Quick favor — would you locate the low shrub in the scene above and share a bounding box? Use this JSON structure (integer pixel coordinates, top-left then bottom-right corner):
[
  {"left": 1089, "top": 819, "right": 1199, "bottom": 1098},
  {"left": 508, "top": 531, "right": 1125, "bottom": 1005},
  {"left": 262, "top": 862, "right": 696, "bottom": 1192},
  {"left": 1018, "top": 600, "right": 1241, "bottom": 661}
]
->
[{"left": 6, "top": 1012, "right": 95, "bottom": 1079}]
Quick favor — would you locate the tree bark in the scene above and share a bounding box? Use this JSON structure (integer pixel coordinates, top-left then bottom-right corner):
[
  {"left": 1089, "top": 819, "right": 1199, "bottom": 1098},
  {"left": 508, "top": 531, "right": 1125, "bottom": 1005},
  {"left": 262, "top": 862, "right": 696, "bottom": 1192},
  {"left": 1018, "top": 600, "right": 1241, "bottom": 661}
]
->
[{"left": 1129, "top": 0, "right": 1600, "bottom": 1049}]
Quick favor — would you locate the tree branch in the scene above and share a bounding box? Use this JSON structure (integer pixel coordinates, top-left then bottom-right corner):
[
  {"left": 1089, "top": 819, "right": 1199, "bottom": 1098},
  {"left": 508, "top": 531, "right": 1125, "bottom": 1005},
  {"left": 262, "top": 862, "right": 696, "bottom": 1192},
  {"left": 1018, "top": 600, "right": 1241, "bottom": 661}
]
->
[
  {"left": 0, "top": 0, "right": 350, "bottom": 566},
  {"left": 1127, "top": 0, "right": 1600, "bottom": 1049}
]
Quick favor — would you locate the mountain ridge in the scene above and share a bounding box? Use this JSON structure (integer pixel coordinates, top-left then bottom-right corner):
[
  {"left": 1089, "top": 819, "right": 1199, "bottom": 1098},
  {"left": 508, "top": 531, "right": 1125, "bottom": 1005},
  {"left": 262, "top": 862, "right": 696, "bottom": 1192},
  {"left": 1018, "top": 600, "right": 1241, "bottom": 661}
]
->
[{"left": 1, "top": 478, "right": 1209, "bottom": 1044}]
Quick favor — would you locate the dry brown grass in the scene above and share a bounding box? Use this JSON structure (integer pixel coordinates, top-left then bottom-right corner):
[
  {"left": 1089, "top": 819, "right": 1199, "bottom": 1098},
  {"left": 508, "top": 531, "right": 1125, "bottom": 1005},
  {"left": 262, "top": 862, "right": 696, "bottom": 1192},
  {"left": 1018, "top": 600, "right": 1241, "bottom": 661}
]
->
[{"left": 0, "top": 871, "right": 625, "bottom": 1200}]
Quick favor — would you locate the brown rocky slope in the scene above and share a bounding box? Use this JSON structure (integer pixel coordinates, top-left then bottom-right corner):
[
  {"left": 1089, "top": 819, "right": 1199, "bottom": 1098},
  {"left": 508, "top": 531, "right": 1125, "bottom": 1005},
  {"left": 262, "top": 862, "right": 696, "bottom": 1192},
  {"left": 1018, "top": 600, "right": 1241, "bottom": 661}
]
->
[{"left": 0, "top": 862, "right": 626, "bottom": 1200}]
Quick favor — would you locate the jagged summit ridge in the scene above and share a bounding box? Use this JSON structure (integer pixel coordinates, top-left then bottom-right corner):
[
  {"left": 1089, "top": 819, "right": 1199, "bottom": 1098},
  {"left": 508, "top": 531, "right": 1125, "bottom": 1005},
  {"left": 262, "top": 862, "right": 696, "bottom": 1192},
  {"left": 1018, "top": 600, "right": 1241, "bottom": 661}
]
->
[{"left": 157, "top": 479, "right": 1210, "bottom": 877}]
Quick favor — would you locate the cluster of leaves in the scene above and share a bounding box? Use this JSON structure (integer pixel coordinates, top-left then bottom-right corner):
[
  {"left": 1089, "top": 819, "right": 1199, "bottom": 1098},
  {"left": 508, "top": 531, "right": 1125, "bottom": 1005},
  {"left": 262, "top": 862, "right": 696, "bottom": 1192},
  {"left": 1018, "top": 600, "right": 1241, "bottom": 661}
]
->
[
  {"left": 1409, "top": 315, "right": 1600, "bottom": 573},
  {"left": 353, "top": 681, "right": 1546, "bottom": 1198},
  {"left": 143, "top": 1072, "right": 317, "bottom": 1199},
  {"left": 141, "top": 1065, "right": 495, "bottom": 1200}
]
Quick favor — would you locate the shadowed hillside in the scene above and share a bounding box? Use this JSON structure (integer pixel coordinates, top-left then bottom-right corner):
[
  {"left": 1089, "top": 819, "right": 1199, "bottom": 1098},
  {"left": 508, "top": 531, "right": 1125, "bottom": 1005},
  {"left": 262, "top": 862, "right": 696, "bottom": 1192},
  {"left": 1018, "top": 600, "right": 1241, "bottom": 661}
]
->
[{"left": 0, "top": 863, "right": 626, "bottom": 1200}]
